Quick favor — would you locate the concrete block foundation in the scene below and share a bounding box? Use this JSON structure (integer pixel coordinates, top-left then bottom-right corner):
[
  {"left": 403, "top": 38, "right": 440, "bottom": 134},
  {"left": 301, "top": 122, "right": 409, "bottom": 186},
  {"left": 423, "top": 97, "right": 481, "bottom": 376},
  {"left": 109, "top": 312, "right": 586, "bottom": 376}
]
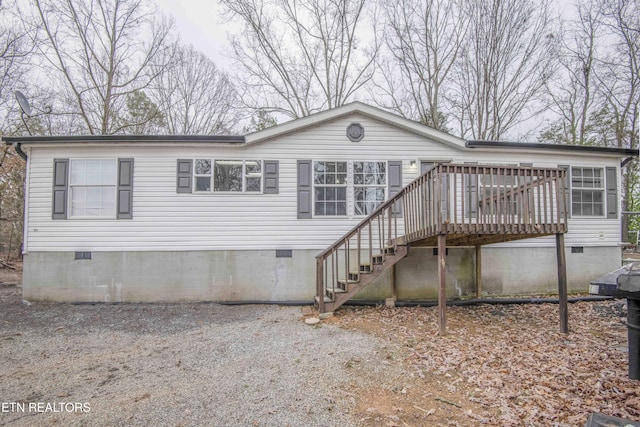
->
[{"left": 22, "top": 245, "right": 621, "bottom": 303}]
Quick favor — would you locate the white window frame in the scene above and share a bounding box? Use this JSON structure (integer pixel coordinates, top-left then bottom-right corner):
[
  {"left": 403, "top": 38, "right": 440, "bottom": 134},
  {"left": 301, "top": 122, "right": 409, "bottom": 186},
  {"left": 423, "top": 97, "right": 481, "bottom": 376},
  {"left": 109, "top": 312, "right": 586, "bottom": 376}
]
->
[
  {"left": 194, "top": 159, "right": 213, "bottom": 192},
  {"left": 193, "top": 159, "right": 263, "bottom": 193},
  {"left": 313, "top": 161, "right": 348, "bottom": 217},
  {"left": 312, "top": 160, "right": 388, "bottom": 218},
  {"left": 571, "top": 166, "right": 605, "bottom": 217},
  {"left": 353, "top": 161, "right": 387, "bottom": 216},
  {"left": 68, "top": 159, "right": 117, "bottom": 219}
]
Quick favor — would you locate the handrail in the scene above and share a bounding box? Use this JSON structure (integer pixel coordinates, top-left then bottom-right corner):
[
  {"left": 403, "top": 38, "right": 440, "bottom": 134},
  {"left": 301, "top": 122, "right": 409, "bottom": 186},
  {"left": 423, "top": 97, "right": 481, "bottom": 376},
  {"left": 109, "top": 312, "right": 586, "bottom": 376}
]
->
[
  {"left": 315, "top": 163, "right": 568, "bottom": 312},
  {"left": 315, "top": 183, "right": 410, "bottom": 261}
]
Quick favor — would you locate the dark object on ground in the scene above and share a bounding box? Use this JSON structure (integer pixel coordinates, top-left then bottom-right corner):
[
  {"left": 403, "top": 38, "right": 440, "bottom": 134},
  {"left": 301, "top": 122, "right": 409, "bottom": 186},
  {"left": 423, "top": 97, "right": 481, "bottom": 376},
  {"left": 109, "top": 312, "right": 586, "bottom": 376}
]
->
[{"left": 584, "top": 412, "right": 640, "bottom": 427}]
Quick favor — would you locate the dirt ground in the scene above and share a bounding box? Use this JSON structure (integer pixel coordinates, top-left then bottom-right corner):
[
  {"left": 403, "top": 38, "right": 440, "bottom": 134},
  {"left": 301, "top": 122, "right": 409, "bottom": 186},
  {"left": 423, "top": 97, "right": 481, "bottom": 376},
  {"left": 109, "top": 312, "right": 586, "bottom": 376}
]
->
[
  {"left": 333, "top": 302, "right": 639, "bottom": 426},
  {"left": 1, "top": 265, "right": 639, "bottom": 426}
]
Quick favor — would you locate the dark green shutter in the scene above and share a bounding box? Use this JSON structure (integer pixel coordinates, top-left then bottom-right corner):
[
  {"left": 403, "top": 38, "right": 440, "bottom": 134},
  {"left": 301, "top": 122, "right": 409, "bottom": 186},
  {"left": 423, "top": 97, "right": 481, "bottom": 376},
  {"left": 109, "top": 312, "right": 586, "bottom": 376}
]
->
[
  {"left": 558, "top": 165, "right": 570, "bottom": 219},
  {"left": 606, "top": 167, "right": 618, "bottom": 219},
  {"left": 52, "top": 159, "right": 69, "bottom": 219},
  {"left": 297, "top": 160, "right": 312, "bottom": 218},
  {"left": 263, "top": 160, "right": 279, "bottom": 194},
  {"left": 388, "top": 161, "right": 403, "bottom": 217},
  {"left": 117, "top": 158, "right": 134, "bottom": 219},
  {"left": 177, "top": 159, "right": 193, "bottom": 193}
]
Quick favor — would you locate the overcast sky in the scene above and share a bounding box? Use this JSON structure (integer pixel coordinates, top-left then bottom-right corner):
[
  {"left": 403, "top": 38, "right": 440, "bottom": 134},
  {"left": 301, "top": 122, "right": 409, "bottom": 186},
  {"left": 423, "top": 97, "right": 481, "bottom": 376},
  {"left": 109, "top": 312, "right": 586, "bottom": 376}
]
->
[
  {"left": 156, "top": 0, "right": 235, "bottom": 69},
  {"left": 154, "top": 0, "right": 580, "bottom": 138}
]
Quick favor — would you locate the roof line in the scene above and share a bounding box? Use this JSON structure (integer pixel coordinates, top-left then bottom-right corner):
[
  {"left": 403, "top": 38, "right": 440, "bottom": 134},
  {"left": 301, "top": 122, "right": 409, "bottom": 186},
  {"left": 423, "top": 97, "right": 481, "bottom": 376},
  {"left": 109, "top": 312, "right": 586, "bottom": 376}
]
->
[
  {"left": 1, "top": 134, "right": 246, "bottom": 144},
  {"left": 466, "top": 140, "right": 638, "bottom": 156},
  {"left": 245, "top": 101, "right": 467, "bottom": 150}
]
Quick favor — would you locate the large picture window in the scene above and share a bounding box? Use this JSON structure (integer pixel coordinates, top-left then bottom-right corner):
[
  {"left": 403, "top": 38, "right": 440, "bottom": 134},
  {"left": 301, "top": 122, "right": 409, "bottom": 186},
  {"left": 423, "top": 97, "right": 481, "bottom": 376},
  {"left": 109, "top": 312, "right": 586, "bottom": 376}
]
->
[
  {"left": 69, "top": 159, "right": 117, "bottom": 217},
  {"left": 194, "top": 159, "right": 262, "bottom": 193},
  {"left": 313, "top": 161, "right": 387, "bottom": 217},
  {"left": 571, "top": 167, "right": 604, "bottom": 216}
]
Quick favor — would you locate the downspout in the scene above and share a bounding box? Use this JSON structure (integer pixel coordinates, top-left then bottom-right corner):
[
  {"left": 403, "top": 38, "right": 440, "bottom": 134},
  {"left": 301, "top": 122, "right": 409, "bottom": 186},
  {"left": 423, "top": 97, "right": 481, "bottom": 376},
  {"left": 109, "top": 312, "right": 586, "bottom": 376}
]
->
[
  {"left": 622, "top": 156, "right": 634, "bottom": 168},
  {"left": 14, "top": 142, "right": 27, "bottom": 161}
]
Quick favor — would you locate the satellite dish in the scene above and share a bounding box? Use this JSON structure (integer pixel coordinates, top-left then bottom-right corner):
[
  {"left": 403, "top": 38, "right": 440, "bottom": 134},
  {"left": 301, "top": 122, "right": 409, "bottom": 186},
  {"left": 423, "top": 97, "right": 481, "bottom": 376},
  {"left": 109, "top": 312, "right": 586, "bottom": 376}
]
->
[
  {"left": 15, "top": 90, "right": 32, "bottom": 116},
  {"left": 14, "top": 90, "right": 33, "bottom": 136}
]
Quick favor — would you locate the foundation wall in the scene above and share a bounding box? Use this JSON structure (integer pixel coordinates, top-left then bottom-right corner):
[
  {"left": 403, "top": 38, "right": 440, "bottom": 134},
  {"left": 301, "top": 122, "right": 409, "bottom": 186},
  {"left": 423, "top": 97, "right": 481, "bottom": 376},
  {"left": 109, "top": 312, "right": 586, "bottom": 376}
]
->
[{"left": 23, "top": 246, "right": 621, "bottom": 302}]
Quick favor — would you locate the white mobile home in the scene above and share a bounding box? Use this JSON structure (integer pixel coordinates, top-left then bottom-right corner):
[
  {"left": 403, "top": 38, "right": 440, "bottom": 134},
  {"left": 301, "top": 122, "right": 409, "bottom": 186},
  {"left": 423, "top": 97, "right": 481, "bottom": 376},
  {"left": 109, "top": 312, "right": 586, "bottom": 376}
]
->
[{"left": 4, "top": 103, "right": 637, "bottom": 305}]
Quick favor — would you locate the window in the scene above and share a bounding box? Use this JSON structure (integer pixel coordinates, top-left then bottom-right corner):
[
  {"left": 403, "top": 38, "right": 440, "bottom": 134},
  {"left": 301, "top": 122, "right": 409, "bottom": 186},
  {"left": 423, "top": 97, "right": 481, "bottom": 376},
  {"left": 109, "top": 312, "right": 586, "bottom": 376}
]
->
[
  {"left": 194, "top": 159, "right": 212, "bottom": 191},
  {"left": 571, "top": 167, "right": 604, "bottom": 216},
  {"left": 313, "top": 161, "right": 387, "bottom": 217},
  {"left": 314, "top": 161, "right": 347, "bottom": 216},
  {"left": 354, "top": 162, "right": 386, "bottom": 215},
  {"left": 194, "top": 159, "right": 262, "bottom": 193},
  {"left": 69, "top": 159, "right": 117, "bottom": 217}
]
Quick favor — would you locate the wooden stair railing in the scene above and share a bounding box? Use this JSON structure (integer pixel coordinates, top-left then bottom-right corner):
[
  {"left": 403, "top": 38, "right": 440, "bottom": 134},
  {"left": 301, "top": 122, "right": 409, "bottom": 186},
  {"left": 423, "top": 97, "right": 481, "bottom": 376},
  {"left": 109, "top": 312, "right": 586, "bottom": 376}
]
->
[{"left": 315, "top": 163, "right": 568, "bottom": 313}]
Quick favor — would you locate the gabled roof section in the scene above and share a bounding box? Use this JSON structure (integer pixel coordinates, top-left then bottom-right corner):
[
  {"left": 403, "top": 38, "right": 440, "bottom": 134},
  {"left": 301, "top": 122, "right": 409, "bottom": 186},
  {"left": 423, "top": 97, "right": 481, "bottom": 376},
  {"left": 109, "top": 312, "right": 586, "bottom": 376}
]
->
[{"left": 244, "top": 101, "right": 467, "bottom": 150}]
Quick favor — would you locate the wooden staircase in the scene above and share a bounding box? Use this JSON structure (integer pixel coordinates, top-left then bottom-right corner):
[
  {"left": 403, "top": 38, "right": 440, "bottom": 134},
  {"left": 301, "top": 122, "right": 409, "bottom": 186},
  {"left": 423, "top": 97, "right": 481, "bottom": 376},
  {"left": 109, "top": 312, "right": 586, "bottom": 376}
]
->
[
  {"left": 316, "top": 244, "right": 408, "bottom": 313},
  {"left": 315, "top": 163, "right": 569, "bottom": 314}
]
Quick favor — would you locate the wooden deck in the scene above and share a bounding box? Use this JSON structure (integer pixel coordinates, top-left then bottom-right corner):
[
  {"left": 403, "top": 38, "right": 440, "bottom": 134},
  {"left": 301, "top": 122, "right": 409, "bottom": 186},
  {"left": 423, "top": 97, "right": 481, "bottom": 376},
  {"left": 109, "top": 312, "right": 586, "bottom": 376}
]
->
[{"left": 316, "top": 163, "right": 569, "bottom": 333}]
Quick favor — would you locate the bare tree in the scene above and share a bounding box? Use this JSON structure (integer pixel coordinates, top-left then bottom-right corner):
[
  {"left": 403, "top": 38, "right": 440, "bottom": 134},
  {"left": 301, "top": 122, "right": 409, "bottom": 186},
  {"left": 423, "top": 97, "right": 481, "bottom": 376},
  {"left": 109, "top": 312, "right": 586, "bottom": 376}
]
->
[
  {"left": 221, "top": 0, "right": 379, "bottom": 119},
  {"left": 33, "top": 0, "right": 174, "bottom": 135},
  {"left": 595, "top": 0, "right": 639, "bottom": 240},
  {"left": 151, "top": 43, "right": 241, "bottom": 135},
  {"left": 374, "top": 0, "right": 467, "bottom": 131},
  {"left": 0, "top": 0, "right": 38, "bottom": 133},
  {"left": 540, "top": 2, "right": 601, "bottom": 145},
  {"left": 596, "top": 0, "right": 639, "bottom": 150},
  {"left": 452, "top": 0, "right": 556, "bottom": 140}
]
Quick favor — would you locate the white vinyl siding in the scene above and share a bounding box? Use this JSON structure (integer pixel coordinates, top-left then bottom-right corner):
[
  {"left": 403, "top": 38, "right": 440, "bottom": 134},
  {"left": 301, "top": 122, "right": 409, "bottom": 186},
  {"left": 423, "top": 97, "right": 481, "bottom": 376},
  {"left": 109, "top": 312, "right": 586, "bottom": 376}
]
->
[{"left": 23, "top": 113, "right": 623, "bottom": 252}]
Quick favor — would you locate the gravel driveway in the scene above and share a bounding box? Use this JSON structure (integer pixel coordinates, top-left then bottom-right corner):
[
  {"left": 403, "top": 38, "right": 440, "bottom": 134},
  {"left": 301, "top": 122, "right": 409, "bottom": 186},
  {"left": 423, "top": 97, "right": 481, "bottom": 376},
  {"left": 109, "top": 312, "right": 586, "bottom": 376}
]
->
[{"left": 0, "top": 283, "right": 400, "bottom": 426}]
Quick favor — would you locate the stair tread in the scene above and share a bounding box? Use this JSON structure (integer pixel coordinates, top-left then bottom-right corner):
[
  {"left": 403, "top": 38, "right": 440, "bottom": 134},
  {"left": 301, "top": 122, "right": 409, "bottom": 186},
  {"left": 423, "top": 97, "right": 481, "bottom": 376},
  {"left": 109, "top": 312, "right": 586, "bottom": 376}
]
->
[
  {"left": 317, "top": 243, "right": 409, "bottom": 313},
  {"left": 315, "top": 295, "right": 333, "bottom": 303}
]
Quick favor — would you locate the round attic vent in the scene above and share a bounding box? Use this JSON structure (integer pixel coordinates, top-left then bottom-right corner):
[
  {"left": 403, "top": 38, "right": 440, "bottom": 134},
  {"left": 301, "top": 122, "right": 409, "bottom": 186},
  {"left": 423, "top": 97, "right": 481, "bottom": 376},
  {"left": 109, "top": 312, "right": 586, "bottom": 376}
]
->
[{"left": 346, "top": 122, "right": 364, "bottom": 142}]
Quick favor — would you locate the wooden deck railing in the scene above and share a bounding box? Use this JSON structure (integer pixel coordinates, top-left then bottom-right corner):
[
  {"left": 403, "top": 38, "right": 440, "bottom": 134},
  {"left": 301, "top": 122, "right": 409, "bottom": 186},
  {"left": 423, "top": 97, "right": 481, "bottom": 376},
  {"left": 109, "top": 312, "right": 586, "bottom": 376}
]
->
[
  {"left": 316, "top": 163, "right": 568, "bottom": 312},
  {"left": 403, "top": 164, "right": 568, "bottom": 240}
]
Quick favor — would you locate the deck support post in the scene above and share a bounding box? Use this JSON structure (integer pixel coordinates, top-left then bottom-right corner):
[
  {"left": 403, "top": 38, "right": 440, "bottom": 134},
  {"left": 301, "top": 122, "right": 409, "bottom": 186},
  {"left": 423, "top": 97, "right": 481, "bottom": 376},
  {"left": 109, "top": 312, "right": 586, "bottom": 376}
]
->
[
  {"left": 316, "top": 258, "right": 325, "bottom": 314},
  {"left": 556, "top": 233, "right": 568, "bottom": 333},
  {"left": 438, "top": 234, "right": 447, "bottom": 335},
  {"left": 475, "top": 245, "right": 482, "bottom": 298},
  {"left": 391, "top": 264, "right": 397, "bottom": 301}
]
